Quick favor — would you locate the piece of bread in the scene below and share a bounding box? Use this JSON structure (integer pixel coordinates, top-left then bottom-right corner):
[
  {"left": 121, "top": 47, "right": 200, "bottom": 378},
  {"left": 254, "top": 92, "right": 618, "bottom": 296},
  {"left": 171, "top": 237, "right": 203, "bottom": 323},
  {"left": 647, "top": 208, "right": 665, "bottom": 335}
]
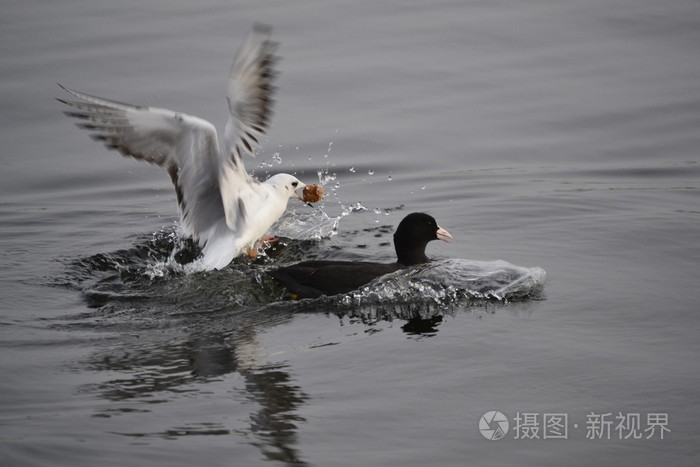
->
[{"left": 300, "top": 184, "right": 324, "bottom": 203}]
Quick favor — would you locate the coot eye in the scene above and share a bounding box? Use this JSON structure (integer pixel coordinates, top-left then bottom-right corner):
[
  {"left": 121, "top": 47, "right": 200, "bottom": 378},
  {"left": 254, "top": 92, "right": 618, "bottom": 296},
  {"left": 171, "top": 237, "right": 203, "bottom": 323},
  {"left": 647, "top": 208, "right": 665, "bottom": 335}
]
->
[{"left": 292, "top": 181, "right": 298, "bottom": 187}]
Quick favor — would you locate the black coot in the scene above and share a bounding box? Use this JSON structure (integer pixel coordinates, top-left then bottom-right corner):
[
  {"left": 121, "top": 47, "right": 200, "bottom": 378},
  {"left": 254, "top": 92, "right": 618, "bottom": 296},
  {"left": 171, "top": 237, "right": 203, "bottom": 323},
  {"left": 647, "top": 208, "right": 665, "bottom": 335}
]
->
[{"left": 269, "top": 212, "right": 453, "bottom": 298}]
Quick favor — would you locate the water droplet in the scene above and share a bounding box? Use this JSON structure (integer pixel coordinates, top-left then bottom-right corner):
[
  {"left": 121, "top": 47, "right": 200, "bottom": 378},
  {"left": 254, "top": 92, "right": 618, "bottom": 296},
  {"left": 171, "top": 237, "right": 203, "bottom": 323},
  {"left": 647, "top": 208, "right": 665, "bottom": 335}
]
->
[
  {"left": 346, "top": 202, "right": 368, "bottom": 213},
  {"left": 317, "top": 169, "right": 337, "bottom": 186},
  {"left": 387, "top": 175, "right": 392, "bottom": 181},
  {"left": 421, "top": 185, "right": 426, "bottom": 190},
  {"left": 368, "top": 169, "right": 375, "bottom": 175}
]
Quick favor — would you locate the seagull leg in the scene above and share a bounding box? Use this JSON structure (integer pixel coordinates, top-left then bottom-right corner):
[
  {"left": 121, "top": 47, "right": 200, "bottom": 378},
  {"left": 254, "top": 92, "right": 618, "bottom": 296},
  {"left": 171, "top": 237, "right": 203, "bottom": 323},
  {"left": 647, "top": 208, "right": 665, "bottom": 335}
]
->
[
  {"left": 261, "top": 236, "right": 279, "bottom": 246},
  {"left": 247, "top": 237, "right": 280, "bottom": 259}
]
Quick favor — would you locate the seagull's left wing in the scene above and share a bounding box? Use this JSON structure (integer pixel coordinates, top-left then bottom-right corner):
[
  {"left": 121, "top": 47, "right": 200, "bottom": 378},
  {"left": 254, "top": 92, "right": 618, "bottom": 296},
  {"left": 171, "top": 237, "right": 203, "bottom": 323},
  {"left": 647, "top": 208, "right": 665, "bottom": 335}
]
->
[{"left": 57, "top": 85, "right": 224, "bottom": 240}]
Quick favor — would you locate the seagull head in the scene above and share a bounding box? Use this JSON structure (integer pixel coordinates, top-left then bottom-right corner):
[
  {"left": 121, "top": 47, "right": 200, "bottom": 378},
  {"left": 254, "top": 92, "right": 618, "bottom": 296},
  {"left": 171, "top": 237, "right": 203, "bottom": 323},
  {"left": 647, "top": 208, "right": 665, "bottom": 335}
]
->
[{"left": 266, "top": 173, "right": 307, "bottom": 199}]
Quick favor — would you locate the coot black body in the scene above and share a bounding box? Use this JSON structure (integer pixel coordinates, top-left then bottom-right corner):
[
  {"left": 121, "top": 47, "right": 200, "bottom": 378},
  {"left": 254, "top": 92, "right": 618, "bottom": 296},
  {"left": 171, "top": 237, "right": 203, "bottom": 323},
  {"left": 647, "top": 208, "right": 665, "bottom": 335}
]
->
[{"left": 269, "top": 212, "right": 452, "bottom": 298}]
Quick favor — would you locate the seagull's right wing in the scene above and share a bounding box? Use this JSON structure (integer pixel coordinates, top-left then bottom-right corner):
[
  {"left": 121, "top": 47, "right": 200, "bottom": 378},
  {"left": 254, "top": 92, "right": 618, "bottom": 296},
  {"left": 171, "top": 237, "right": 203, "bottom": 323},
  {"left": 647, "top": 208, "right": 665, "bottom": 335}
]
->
[
  {"left": 220, "top": 24, "right": 280, "bottom": 233},
  {"left": 57, "top": 85, "right": 224, "bottom": 240},
  {"left": 225, "top": 23, "right": 278, "bottom": 163}
]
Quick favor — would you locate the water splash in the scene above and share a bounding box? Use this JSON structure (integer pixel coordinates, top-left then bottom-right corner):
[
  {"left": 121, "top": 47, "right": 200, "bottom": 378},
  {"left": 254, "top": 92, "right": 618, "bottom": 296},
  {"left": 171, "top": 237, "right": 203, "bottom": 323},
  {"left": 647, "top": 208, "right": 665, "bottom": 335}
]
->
[
  {"left": 336, "top": 259, "right": 546, "bottom": 307},
  {"left": 317, "top": 168, "right": 337, "bottom": 186},
  {"left": 270, "top": 209, "right": 339, "bottom": 240},
  {"left": 343, "top": 202, "right": 368, "bottom": 214}
]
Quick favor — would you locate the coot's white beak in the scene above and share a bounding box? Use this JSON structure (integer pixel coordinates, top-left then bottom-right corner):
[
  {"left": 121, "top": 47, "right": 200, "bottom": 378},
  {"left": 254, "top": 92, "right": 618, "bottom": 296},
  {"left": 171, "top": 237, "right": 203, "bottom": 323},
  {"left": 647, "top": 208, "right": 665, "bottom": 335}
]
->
[{"left": 436, "top": 226, "right": 453, "bottom": 243}]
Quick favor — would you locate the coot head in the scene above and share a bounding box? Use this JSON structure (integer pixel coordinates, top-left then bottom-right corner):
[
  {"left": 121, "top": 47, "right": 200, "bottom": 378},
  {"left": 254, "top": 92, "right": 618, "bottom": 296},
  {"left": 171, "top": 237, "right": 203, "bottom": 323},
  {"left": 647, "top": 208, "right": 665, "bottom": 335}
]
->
[{"left": 393, "top": 212, "right": 452, "bottom": 266}]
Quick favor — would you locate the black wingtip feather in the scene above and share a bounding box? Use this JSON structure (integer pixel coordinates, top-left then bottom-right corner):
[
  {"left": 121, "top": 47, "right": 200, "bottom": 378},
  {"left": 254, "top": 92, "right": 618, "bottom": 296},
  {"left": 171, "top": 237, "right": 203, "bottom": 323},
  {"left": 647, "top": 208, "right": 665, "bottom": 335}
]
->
[{"left": 241, "top": 137, "right": 253, "bottom": 153}]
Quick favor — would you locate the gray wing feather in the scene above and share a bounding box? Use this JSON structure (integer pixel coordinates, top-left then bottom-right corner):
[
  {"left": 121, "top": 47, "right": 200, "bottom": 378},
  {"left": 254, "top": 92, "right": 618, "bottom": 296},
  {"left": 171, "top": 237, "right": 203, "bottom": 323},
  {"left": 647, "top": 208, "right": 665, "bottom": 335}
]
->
[
  {"left": 220, "top": 23, "right": 279, "bottom": 232},
  {"left": 57, "top": 84, "right": 224, "bottom": 241}
]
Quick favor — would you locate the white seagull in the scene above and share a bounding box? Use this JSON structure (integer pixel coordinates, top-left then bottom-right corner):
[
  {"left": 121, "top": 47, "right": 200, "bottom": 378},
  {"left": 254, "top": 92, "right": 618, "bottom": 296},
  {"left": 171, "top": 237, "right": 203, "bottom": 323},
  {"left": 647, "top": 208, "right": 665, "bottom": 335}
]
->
[{"left": 58, "top": 24, "right": 308, "bottom": 271}]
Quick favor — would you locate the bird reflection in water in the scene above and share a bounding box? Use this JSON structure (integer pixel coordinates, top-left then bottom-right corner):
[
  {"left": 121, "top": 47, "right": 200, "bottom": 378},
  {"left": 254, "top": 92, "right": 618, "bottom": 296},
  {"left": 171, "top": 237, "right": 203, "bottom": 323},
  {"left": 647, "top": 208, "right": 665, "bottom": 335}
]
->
[
  {"left": 401, "top": 315, "right": 444, "bottom": 336},
  {"left": 81, "top": 324, "right": 309, "bottom": 465}
]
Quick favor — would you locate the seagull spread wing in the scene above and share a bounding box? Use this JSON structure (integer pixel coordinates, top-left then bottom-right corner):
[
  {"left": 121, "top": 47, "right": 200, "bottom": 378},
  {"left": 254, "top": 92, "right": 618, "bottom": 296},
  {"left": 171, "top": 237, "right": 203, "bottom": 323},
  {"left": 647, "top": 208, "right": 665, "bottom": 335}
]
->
[
  {"left": 220, "top": 23, "right": 279, "bottom": 233},
  {"left": 57, "top": 84, "right": 224, "bottom": 240}
]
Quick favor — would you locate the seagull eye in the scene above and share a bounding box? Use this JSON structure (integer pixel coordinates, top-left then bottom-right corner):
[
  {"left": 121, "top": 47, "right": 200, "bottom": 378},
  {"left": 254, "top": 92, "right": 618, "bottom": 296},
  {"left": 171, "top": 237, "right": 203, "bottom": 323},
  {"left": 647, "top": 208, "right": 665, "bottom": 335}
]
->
[{"left": 291, "top": 181, "right": 299, "bottom": 187}]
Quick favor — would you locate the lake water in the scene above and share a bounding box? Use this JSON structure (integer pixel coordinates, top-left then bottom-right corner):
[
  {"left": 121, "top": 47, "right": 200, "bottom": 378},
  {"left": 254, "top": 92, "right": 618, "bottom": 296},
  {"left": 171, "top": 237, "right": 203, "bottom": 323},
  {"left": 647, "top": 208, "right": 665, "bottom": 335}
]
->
[{"left": 2, "top": 0, "right": 699, "bottom": 465}]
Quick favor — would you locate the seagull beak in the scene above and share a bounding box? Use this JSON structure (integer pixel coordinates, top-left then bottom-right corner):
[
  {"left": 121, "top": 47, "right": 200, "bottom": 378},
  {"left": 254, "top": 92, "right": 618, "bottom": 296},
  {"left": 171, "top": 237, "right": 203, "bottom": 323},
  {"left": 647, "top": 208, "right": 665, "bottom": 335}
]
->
[
  {"left": 436, "top": 226, "right": 453, "bottom": 243},
  {"left": 295, "top": 182, "right": 307, "bottom": 197}
]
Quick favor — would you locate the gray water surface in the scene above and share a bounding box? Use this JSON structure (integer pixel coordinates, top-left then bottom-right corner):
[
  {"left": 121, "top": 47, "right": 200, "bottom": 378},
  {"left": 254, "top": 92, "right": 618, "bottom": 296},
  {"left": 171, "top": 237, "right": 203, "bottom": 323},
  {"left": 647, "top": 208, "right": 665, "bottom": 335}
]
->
[{"left": 2, "top": 1, "right": 700, "bottom": 465}]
